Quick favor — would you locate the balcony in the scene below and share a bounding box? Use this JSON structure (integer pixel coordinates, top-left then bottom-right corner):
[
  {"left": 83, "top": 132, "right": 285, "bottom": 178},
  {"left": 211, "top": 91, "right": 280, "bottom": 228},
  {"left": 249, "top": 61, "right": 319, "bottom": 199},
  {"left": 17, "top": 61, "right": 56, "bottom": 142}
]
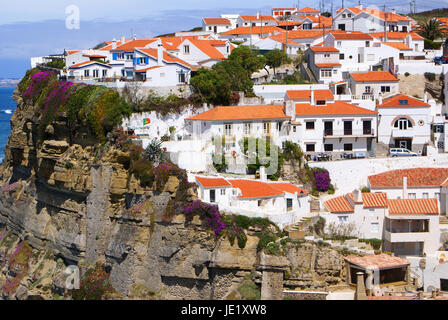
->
[
  {"left": 323, "top": 128, "right": 375, "bottom": 138},
  {"left": 392, "top": 128, "right": 414, "bottom": 138},
  {"left": 384, "top": 230, "right": 429, "bottom": 243}
]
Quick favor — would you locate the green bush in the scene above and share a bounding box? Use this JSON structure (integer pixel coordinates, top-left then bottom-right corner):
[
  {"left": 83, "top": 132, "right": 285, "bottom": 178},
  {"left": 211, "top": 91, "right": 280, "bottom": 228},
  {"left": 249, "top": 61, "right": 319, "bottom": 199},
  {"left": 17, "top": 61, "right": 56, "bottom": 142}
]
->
[
  {"left": 424, "top": 72, "right": 436, "bottom": 81},
  {"left": 404, "top": 72, "right": 410, "bottom": 77},
  {"left": 359, "top": 238, "right": 382, "bottom": 250},
  {"left": 238, "top": 280, "right": 260, "bottom": 300},
  {"left": 360, "top": 186, "right": 370, "bottom": 193},
  {"left": 328, "top": 184, "right": 335, "bottom": 194},
  {"left": 424, "top": 38, "right": 442, "bottom": 50}
]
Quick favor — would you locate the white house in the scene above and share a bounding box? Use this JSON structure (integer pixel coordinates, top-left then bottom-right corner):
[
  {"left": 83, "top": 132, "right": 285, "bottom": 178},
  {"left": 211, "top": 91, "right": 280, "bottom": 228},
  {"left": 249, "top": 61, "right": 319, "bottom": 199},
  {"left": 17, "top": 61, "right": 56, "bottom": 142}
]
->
[
  {"left": 202, "top": 18, "right": 232, "bottom": 34},
  {"left": 284, "top": 30, "right": 325, "bottom": 48},
  {"left": 219, "top": 26, "right": 285, "bottom": 42},
  {"left": 195, "top": 175, "right": 310, "bottom": 228},
  {"left": 348, "top": 71, "right": 399, "bottom": 100},
  {"left": 236, "top": 14, "right": 279, "bottom": 28},
  {"left": 333, "top": 5, "right": 412, "bottom": 33},
  {"left": 294, "top": 7, "right": 321, "bottom": 17},
  {"left": 323, "top": 190, "right": 440, "bottom": 257},
  {"left": 272, "top": 8, "right": 297, "bottom": 19},
  {"left": 243, "top": 35, "right": 304, "bottom": 55},
  {"left": 175, "top": 38, "right": 233, "bottom": 68},
  {"left": 284, "top": 88, "right": 378, "bottom": 157},
  {"left": 305, "top": 46, "right": 342, "bottom": 83},
  {"left": 369, "top": 32, "right": 425, "bottom": 53},
  {"left": 376, "top": 94, "right": 431, "bottom": 154}
]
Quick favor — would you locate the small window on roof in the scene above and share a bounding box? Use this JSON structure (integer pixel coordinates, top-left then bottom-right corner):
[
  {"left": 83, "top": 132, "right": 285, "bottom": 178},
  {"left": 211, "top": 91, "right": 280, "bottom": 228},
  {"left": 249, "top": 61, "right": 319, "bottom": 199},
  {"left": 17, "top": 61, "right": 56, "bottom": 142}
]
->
[{"left": 399, "top": 99, "right": 409, "bottom": 105}]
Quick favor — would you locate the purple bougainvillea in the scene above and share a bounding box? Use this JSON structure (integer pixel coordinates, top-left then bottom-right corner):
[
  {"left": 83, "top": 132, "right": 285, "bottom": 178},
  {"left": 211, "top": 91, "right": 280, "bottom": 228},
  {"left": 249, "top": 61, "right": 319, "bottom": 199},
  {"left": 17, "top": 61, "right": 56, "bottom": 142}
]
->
[
  {"left": 23, "top": 71, "right": 54, "bottom": 103},
  {"left": 183, "top": 200, "right": 226, "bottom": 236},
  {"left": 313, "top": 168, "right": 331, "bottom": 192}
]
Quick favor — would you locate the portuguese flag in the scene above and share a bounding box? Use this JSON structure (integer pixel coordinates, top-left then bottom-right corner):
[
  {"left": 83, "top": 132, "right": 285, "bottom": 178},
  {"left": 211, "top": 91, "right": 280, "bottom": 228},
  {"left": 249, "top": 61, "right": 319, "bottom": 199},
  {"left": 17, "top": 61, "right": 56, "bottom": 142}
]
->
[{"left": 143, "top": 118, "right": 150, "bottom": 126}]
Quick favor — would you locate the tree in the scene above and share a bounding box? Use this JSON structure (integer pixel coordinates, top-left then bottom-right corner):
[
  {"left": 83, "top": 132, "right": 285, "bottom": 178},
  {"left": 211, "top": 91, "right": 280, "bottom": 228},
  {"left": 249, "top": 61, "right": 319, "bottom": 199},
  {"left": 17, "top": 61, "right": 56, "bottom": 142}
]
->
[
  {"left": 228, "top": 45, "right": 266, "bottom": 75},
  {"left": 417, "top": 19, "right": 448, "bottom": 41},
  {"left": 321, "top": 12, "right": 332, "bottom": 17},
  {"left": 264, "top": 49, "right": 289, "bottom": 76}
]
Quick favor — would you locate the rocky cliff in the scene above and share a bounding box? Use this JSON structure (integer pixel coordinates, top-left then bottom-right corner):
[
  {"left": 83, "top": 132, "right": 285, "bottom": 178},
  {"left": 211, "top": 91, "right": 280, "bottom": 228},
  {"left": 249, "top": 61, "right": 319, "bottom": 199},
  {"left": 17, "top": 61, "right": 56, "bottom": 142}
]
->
[{"left": 0, "top": 88, "right": 348, "bottom": 300}]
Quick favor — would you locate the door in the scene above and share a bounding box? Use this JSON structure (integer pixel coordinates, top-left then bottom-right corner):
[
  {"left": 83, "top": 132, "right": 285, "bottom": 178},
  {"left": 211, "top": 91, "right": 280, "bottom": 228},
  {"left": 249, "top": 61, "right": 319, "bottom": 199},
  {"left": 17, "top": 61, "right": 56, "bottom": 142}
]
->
[
  {"left": 210, "top": 189, "right": 216, "bottom": 203},
  {"left": 344, "top": 120, "right": 352, "bottom": 135},
  {"left": 214, "top": 26, "right": 217, "bottom": 33},
  {"left": 363, "top": 120, "right": 372, "bottom": 134},
  {"left": 324, "top": 121, "right": 333, "bottom": 136}
]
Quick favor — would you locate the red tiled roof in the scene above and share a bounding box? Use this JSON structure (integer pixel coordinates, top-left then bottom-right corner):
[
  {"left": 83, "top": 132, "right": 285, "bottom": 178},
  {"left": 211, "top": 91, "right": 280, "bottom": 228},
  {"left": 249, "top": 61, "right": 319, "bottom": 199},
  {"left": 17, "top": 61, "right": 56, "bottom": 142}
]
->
[
  {"left": 316, "top": 63, "right": 342, "bottom": 68},
  {"left": 377, "top": 94, "right": 430, "bottom": 108},
  {"left": 111, "top": 39, "right": 157, "bottom": 52},
  {"left": 196, "top": 176, "right": 232, "bottom": 188},
  {"left": 362, "top": 193, "right": 388, "bottom": 208},
  {"left": 276, "top": 20, "right": 303, "bottom": 27},
  {"left": 286, "top": 89, "right": 334, "bottom": 100},
  {"left": 345, "top": 254, "right": 410, "bottom": 269},
  {"left": 240, "top": 15, "right": 277, "bottom": 22},
  {"left": 368, "top": 168, "right": 448, "bottom": 188},
  {"left": 296, "top": 7, "right": 320, "bottom": 13},
  {"left": 136, "top": 48, "right": 192, "bottom": 68},
  {"left": 188, "top": 39, "right": 226, "bottom": 60},
  {"left": 295, "top": 101, "right": 377, "bottom": 116},
  {"left": 329, "top": 30, "right": 373, "bottom": 40},
  {"left": 66, "top": 50, "right": 80, "bottom": 55},
  {"left": 324, "top": 195, "right": 354, "bottom": 213},
  {"left": 203, "top": 18, "right": 231, "bottom": 25},
  {"left": 269, "top": 34, "right": 303, "bottom": 45},
  {"left": 187, "top": 105, "right": 290, "bottom": 121},
  {"left": 220, "top": 26, "right": 285, "bottom": 35},
  {"left": 369, "top": 32, "right": 423, "bottom": 40},
  {"left": 388, "top": 198, "right": 439, "bottom": 215},
  {"left": 100, "top": 39, "right": 132, "bottom": 51},
  {"left": 284, "top": 30, "right": 323, "bottom": 39},
  {"left": 69, "top": 61, "right": 110, "bottom": 69},
  {"left": 230, "top": 180, "right": 284, "bottom": 198},
  {"left": 310, "top": 46, "right": 339, "bottom": 52},
  {"left": 382, "top": 42, "right": 412, "bottom": 50},
  {"left": 350, "top": 71, "right": 398, "bottom": 82},
  {"left": 270, "top": 183, "right": 308, "bottom": 195},
  {"left": 83, "top": 54, "right": 107, "bottom": 58}
]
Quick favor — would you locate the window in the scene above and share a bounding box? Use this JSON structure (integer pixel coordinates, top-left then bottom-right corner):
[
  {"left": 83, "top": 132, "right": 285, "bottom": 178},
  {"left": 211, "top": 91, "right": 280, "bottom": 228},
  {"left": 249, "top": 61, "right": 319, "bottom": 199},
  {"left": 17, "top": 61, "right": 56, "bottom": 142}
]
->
[
  {"left": 93, "top": 69, "right": 99, "bottom": 78},
  {"left": 138, "top": 57, "right": 146, "bottom": 64},
  {"left": 394, "top": 118, "right": 413, "bottom": 130},
  {"left": 263, "top": 122, "right": 271, "bottom": 134},
  {"left": 338, "top": 216, "right": 348, "bottom": 222},
  {"left": 117, "top": 53, "right": 125, "bottom": 60},
  {"left": 365, "top": 41, "right": 370, "bottom": 47},
  {"left": 433, "top": 124, "right": 444, "bottom": 133},
  {"left": 342, "top": 14, "right": 346, "bottom": 18},
  {"left": 178, "top": 72, "right": 186, "bottom": 83},
  {"left": 84, "top": 69, "right": 90, "bottom": 77},
  {"left": 293, "top": 126, "right": 296, "bottom": 132},
  {"left": 221, "top": 189, "right": 226, "bottom": 195},
  {"left": 321, "top": 69, "right": 332, "bottom": 78},
  {"left": 408, "top": 193, "right": 416, "bottom": 199},
  {"left": 381, "top": 86, "right": 390, "bottom": 92},
  {"left": 316, "top": 100, "right": 326, "bottom": 105},
  {"left": 339, "top": 53, "right": 345, "bottom": 60},
  {"left": 343, "top": 120, "right": 352, "bottom": 135},
  {"left": 210, "top": 189, "right": 216, "bottom": 203},
  {"left": 364, "top": 86, "right": 371, "bottom": 93},
  {"left": 370, "top": 222, "right": 379, "bottom": 233},
  {"left": 305, "top": 121, "right": 315, "bottom": 130},
  {"left": 209, "top": 26, "right": 212, "bottom": 30},
  {"left": 344, "top": 143, "right": 353, "bottom": 151},
  {"left": 337, "top": 41, "right": 342, "bottom": 46},
  {"left": 184, "top": 45, "right": 190, "bottom": 54},
  {"left": 286, "top": 199, "right": 293, "bottom": 211},
  {"left": 324, "top": 53, "right": 330, "bottom": 58},
  {"left": 348, "top": 13, "right": 352, "bottom": 18},
  {"left": 244, "top": 122, "right": 251, "bottom": 134},
  {"left": 324, "top": 144, "right": 333, "bottom": 151},
  {"left": 277, "top": 122, "right": 282, "bottom": 131},
  {"left": 306, "top": 144, "right": 315, "bottom": 152},
  {"left": 126, "top": 54, "right": 134, "bottom": 60},
  {"left": 224, "top": 123, "right": 232, "bottom": 136},
  {"left": 423, "top": 193, "right": 429, "bottom": 199},
  {"left": 102, "top": 70, "right": 107, "bottom": 77}
]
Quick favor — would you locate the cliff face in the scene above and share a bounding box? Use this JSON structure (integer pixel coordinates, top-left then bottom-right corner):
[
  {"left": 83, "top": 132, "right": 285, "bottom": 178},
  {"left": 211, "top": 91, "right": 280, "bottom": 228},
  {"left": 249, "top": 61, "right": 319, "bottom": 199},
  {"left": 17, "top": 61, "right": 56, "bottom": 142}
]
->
[{"left": 0, "top": 90, "right": 347, "bottom": 300}]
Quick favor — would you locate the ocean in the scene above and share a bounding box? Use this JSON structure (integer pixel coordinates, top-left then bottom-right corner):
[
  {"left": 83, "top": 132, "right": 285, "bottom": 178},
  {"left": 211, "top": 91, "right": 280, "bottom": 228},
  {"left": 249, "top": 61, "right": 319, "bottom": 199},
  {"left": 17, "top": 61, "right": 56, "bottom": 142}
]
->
[{"left": 0, "top": 87, "right": 16, "bottom": 162}]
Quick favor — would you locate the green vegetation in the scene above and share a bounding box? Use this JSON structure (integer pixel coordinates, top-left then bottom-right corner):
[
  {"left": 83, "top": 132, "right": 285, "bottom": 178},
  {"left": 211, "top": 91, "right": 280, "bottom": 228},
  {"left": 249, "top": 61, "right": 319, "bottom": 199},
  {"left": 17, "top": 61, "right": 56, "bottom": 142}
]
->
[
  {"left": 43, "top": 58, "right": 65, "bottom": 69},
  {"left": 424, "top": 72, "right": 436, "bottom": 81},
  {"left": 191, "top": 46, "right": 265, "bottom": 105},
  {"left": 359, "top": 238, "right": 382, "bottom": 250},
  {"left": 417, "top": 18, "right": 448, "bottom": 40},
  {"left": 424, "top": 38, "right": 442, "bottom": 50},
  {"left": 282, "top": 141, "right": 304, "bottom": 164},
  {"left": 240, "top": 137, "right": 283, "bottom": 180},
  {"left": 360, "top": 186, "right": 370, "bottom": 193},
  {"left": 264, "top": 49, "right": 290, "bottom": 75},
  {"left": 238, "top": 279, "right": 261, "bottom": 300}
]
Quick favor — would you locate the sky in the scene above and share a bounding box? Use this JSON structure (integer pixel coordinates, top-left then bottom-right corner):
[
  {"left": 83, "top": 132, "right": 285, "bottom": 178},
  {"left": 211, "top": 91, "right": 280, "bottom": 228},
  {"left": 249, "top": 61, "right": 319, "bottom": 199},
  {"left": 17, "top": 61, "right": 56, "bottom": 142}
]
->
[{"left": 0, "top": 0, "right": 446, "bottom": 78}]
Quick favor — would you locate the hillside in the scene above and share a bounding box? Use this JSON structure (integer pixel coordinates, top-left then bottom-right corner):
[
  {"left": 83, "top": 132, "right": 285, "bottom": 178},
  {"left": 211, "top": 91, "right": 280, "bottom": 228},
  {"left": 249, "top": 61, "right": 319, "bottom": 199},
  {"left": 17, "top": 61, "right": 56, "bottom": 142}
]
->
[{"left": 409, "top": 8, "right": 448, "bottom": 24}]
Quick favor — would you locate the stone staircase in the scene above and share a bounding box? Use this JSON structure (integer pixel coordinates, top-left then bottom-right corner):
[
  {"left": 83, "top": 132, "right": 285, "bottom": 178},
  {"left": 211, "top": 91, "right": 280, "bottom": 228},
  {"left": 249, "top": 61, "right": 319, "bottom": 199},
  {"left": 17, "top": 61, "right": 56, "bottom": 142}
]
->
[
  {"left": 440, "top": 216, "right": 448, "bottom": 224},
  {"left": 374, "top": 141, "right": 390, "bottom": 158}
]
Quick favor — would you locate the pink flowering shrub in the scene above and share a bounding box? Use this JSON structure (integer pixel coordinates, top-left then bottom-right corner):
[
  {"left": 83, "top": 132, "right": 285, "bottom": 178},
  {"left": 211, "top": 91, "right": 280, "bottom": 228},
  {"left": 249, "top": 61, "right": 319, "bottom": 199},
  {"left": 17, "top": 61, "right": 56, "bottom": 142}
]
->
[
  {"left": 183, "top": 200, "right": 226, "bottom": 236},
  {"left": 22, "top": 71, "right": 56, "bottom": 104},
  {"left": 2, "top": 241, "right": 32, "bottom": 296}
]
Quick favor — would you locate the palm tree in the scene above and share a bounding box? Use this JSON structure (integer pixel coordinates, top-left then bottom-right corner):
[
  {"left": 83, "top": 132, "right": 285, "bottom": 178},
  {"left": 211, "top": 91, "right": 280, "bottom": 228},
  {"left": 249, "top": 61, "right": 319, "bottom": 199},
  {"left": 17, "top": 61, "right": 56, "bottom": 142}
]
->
[{"left": 417, "top": 19, "right": 448, "bottom": 41}]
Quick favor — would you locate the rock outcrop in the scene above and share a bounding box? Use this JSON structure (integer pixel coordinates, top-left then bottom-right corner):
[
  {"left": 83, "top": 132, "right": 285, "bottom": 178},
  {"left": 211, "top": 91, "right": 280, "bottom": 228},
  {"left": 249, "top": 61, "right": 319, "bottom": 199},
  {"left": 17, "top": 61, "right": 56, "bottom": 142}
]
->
[{"left": 0, "top": 89, "right": 348, "bottom": 300}]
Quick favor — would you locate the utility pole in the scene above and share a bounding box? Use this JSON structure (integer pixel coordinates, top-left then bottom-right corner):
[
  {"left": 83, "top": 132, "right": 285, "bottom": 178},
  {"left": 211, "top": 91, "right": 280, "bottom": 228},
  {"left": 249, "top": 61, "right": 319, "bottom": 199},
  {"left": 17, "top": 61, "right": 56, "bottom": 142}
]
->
[
  {"left": 285, "top": 19, "right": 288, "bottom": 52},
  {"left": 414, "top": 0, "right": 416, "bottom": 14},
  {"left": 384, "top": 5, "right": 388, "bottom": 42},
  {"left": 250, "top": 19, "right": 253, "bottom": 47},
  {"left": 409, "top": 2, "right": 412, "bottom": 14},
  {"left": 342, "top": 0, "right": 345, "bottom": 9},
  {"left": 260, "top": 13, "right": 263, "bottom": 37}
]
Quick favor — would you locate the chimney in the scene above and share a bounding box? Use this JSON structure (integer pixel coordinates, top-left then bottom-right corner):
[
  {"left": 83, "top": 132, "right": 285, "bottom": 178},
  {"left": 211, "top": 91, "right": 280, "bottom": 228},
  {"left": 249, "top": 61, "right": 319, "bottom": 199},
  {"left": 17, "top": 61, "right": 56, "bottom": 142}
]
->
[
  {"left": 112, "top": 38, "right": 117, "bottom": 49},
  {"left": 353, "top": 189, "right": 360, "bottom": 202},
  {"left": 157, "top": 40, "right": 163, "bottom": 66},
  {"left": 391, "top": 9, "right": 396, "bottom": 14},
  {"left": 355, "top": 272, "right": 367, "bottom": 300},
  {"left": 121, "top": 36, "right": 125, "bottom": 44},
  {"left": 378, "top": 92, "right": 383, "bottom": 105},
  {"left": 358, "top": 4, "right": 363, "bottom": 10},
  {"left": 259, "top": 166, "right": 267, "bottom": 181},
  {"left": 133, "top": 34, "right": 137, "bottom": 40},
  {"left": 403, "top": 176, "right": 408, "bottom": 199},
  {"left": 424, "top": 91, "right": 428, "bottom": 103},
  {"left": 257, "top": 12, "right": 260, "bottom": 19},
  {"left": 310, "top": 88, "right": 315, "bottom": 105}
]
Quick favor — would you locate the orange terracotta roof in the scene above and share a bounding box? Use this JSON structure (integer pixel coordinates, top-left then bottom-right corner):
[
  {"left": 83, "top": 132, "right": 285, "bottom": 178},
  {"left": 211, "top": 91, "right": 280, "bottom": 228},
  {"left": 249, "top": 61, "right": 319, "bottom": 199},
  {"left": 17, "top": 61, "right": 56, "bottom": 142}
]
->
[
  {"left": 269, "top": 34, "right": 302, "bottom": 45},
  {"left": 83, "top": 54, "right": 107, "bottom": 58},
  {"left": 136, "top": 48, "right": 192, "bottom": 68},
  {"left": 66, "top": 50, "right": 80, "bottom": 55},
  {"left": 134, "top": 66, "right": 163, "bottom": 72},
  {"left": 377, "top": 94, "right": 430, "bottom": 108},
  {"left": 329, "top": 30, "right": 373, "bottom": 40},
  {"left": 369, "top": 32, "right": 423, "bottom": 40},
  {"left": 296, "top": 7, "right": 320, "bottom": 13},
  {"left": 310, "top": 46, "right": 339, "bottom": 52},
  {"left": 203, "top": 18, "right": 231, "bottom": 25},
  {"left": 330, "top": 81, "right": 346, "bottom": 86},
  {"left": 230, "top": 180, "right": 283, "bottom": 198},
  {"left": 361, "top": 193, "right": 388, "bottom": 208},
  {"left": 187, "top": 105, "right": 290, "bottom": 121},
  {"left": 382, "top": 42, "right": 412, "bottom": 50},
  {"left": 273, "top": 8, "right": 296, "bottom": 10},
  {"left": 196, "top": 176, "right": 232, "bottom": 188},
  {"left": 295, "top": 101, "right": 377, "bottom": 116},
  {"left": 316, "top": 63, "right": 342, "bottom": 68},
  {"left": 350, "top": 71, "right": 398, "bottom": 82},
  {"left": 286, "top": 89, "right": 334, "bottom": 100},
  {"left": 220, "top": 26, "right": 285, "bottom": 35},
  {"left": 284, "top": 30, "right": 323, "bottom": 39},
  {"left": 100, "top": 39, "right": 132, "bottom": 51},
  {"left": 324, "top": 195, "right": 354, "bottom": 213},
  {"left": 269, "top": 183, "right": 308, "bottom": 195},
  {"left": 69, "top": 61, "right": 110, "bottom": 69},
  {"left": 345, "top": 254, "right": 410, "bottom": 269},
  {"left": 240, "top": 15, "right": 277, "bottom": 22},
  {"left": 188, "top": 39, "right": 225, "bottom": 60},
  {"left": 276, "top": 20, "right": 303, "bottom": 27},
  {"left": 368, "top": 168, "right": 448, "bottom": 188},
  {"left": 388, "top": 198, "right": 439, "bottom": 215},
  {"left": 111, "top": 39, "right": 157, "bottom": 52}
]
